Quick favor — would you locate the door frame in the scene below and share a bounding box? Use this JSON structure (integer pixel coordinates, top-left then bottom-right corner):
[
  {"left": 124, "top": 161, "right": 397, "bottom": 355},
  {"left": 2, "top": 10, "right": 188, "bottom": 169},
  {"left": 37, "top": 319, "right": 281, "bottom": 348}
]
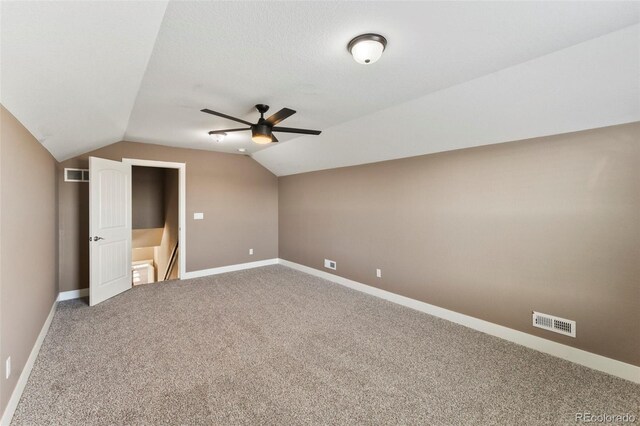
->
[{"left": 123, "top": 158, "right": 186, "bottom": 280}]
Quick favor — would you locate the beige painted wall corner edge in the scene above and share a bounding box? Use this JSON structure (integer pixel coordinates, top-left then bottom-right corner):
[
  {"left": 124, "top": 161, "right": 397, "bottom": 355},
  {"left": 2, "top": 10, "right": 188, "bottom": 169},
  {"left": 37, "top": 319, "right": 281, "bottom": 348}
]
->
[
  {"left": 0, "top": 302, "right": 57, "bottom": 426},
  {"left": 277, "top": 259, "right": 640, "bottom": 385}
]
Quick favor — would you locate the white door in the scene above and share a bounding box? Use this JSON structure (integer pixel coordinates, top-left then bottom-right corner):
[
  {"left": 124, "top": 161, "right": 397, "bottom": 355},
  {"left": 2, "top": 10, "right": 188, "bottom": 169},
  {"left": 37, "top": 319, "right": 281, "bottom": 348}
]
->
[{"left": 89, "top": 157, "right": 132, "bottom": 306}]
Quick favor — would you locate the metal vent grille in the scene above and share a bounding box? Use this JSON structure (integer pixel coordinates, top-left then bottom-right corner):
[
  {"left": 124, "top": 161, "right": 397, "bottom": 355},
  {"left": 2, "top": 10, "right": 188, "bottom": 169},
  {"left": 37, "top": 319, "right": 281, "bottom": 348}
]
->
[
  {"left": 532, "top": 311, "right": 576, "bottom": 337},
  {"left": 64, "top": 168, "right": 89, "bottom": 182}
]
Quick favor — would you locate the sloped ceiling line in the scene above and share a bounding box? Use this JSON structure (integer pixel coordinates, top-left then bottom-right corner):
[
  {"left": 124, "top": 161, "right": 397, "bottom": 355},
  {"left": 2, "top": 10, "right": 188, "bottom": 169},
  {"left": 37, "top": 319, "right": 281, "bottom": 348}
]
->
[
  {"left": 252, "top": 23, "right": 640, "bottom": 176},
  {"left": 0, "top": 1, "right": 169, "bottom": 161},
  {"left": 120, "top": 5, "right": 170, "bottom": 153},
  {"left": 1, "top": 2, "right": 638, "bottom": 172}
]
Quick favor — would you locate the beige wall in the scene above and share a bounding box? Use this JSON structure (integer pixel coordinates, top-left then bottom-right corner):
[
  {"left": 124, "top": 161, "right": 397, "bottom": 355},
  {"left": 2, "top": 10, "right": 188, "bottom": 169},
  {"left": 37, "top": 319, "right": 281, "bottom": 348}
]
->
[
  {"left": 0, "top": 106, "right": 58, "bottom": 415},
  {"left": 132, "top": 166, "right": 166, "bottom": 230},
  {"left": 132, "top": 247, "right": 155, "bottom": 263},
  {"left": 58, "top": 141, "right": 278, "bottom": 292},
  {"left": 279, "top": 122, "right": 640, "bottom": 366},
  {"left": 132, "top": 228, "right": 163, "bottom": 249}
]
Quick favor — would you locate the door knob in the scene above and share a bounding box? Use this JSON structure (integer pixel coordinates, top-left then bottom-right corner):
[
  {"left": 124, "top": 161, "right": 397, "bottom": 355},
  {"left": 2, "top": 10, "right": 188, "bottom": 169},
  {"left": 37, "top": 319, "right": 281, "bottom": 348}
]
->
[{"left": 93, "top": 236, "right": 105, "bottom": 241}]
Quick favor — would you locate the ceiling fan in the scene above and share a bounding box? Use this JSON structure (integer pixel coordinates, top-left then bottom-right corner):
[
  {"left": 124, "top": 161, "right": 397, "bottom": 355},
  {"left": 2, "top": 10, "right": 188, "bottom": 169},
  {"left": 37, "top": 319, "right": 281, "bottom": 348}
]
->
[{"left": 202, "top": 104, "right": 321, "bottom": 144}]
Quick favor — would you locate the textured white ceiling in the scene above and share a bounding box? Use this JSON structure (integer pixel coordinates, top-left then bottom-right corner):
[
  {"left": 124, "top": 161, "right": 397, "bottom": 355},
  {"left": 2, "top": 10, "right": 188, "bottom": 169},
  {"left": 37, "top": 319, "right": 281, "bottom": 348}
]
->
[
  {"left": 1, "top": 1, "right": 639, "bottom": 173},
  {"left": 255, "top": 24, "right": 640, "bottom": 175},
  {"left": 0, "top": 1, "right": 168, "bottom": 160}
]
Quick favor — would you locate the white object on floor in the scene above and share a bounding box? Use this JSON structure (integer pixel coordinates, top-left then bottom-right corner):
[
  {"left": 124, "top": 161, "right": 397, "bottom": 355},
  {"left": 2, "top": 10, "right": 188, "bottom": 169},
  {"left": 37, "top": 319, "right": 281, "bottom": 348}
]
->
[{"left": 132, "top": 260, "right": 155, "bottom": 285}]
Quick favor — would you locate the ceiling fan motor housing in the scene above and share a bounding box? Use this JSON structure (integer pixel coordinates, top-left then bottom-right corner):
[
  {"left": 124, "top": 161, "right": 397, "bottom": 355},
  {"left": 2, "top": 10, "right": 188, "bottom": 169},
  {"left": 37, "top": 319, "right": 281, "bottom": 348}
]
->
[{"left": 253, "top": 104, "right": 273, "bottom": 141}]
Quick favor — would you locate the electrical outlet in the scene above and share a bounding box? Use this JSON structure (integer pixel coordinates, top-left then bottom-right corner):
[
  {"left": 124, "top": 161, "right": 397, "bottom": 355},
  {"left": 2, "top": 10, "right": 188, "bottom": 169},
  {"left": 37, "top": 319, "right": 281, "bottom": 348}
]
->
[
  {"left": 376, "top": 269, "right": 382, "bottom": 278},
  {"left": 249, "top": 248, "right": 253, "bottom": 255},
  {"left": 324, "top": 259, "right": 337, "bottom": 270},
  {"left": 193, "top": 212, "right": 204, "bottom": 220},
  {"left": 5, "top": 357, "right": 10, "bottom": 379}
]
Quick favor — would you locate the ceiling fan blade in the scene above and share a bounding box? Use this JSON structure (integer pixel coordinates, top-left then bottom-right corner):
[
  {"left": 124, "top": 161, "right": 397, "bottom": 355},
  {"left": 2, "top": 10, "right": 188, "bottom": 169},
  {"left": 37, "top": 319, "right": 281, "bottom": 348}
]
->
[
  {"left": 266, "top": 108, "right": 296, "bottom": 125},
  {"left": 272, "top": 126, "right": 322, "bottom": 135},
  {"left": 271, "top": 134, "right": 279, "bottom": 142},
  {"left": 208, "top": 128, "right": 250, "bottom": 134},
  {"left": 201, "top": 108, "right": 253, "bottom": 126}
]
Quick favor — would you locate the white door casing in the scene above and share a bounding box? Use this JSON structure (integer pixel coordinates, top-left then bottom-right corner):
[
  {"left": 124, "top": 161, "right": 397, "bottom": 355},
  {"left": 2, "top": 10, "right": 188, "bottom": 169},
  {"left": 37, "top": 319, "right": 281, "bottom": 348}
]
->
[
  {"left": 122, "top": 158, "right": 186, "bottom": 279},
  {"left": 89, "top": 157, "right": 132, "bottom": 306}
]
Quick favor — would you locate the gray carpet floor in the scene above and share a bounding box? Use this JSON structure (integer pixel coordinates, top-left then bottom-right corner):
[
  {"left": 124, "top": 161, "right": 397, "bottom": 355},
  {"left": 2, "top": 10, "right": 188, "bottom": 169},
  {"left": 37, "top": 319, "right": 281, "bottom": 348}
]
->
[{"left": 12, "top": 265, "right": 639, "bottom": 425}]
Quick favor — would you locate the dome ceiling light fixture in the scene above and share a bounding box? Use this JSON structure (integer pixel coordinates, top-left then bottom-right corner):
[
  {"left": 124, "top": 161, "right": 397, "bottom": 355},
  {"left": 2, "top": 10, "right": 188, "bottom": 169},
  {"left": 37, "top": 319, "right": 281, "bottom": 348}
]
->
[{"left": 347, "top": 33, "right": 387, "bottom": 65}]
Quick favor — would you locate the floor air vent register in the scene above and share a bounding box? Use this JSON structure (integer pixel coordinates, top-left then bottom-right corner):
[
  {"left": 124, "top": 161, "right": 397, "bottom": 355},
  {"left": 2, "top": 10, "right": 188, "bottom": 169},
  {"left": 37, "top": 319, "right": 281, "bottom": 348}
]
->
[{"left": 532, "top": 311, "right": 576, "bottom": 337}]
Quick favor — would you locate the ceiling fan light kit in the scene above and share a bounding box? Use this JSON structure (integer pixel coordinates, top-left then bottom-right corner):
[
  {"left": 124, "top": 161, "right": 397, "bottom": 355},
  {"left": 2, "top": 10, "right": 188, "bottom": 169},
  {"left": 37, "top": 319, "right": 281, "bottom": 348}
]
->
[
  {"left": 348, "top": 33, "right": 387, "bottom": 64},
  {"left": 209, "top": 132, "right": 226, "bottom": 143},
  {"left": 251, "top": 126, "right": 273, "bottom": 144},
  {"left": 202, "top": 103, "right": 321, "bottom": 145}
]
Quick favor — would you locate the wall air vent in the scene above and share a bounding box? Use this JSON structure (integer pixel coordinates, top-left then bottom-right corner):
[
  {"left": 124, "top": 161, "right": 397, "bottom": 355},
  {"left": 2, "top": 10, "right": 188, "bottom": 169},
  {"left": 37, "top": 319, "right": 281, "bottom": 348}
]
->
[
  {"left": 64, "top": 168, "right": 89, "bottom": 182},
  {"left": 532, "top": 311, "right": 576, "bottom": 337},
  {"left": 324, "top": 259, "right": 337, "bottom": 270}
]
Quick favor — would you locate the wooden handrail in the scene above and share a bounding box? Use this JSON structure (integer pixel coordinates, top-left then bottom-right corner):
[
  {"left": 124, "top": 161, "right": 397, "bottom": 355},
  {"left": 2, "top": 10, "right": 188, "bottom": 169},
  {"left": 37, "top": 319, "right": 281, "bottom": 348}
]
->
[{"left": 164, "top": 240, "right": 179, "bottom": 281}]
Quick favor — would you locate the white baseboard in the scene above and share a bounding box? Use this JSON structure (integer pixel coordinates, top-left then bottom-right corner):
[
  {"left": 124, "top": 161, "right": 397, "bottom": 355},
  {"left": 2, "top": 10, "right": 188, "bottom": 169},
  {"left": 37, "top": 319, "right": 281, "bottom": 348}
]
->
[
  {"left": 277, "top": 259, "right": 640, "bottom": 384},
  {"left": 57, "top": 288, "right": 89, "bottom": 301},
  {"left": 182, "top": 258, "right": 279, "bottom": 280},
  {"left": 57, "top": 259, "right": 280, "bottom": 301},
  {"left": 1, "top": 301, "right": 57, "bottom": 426}
]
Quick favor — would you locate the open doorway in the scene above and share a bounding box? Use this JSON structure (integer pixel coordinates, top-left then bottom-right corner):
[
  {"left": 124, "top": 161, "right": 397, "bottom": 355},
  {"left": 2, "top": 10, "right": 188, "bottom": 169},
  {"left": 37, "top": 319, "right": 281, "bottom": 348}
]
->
[
  {"left": 89, "top": 157, "right": 186, "bottom": 305},
  {"left": 131, "top": 166, "right": 180, "bottom": 284}
]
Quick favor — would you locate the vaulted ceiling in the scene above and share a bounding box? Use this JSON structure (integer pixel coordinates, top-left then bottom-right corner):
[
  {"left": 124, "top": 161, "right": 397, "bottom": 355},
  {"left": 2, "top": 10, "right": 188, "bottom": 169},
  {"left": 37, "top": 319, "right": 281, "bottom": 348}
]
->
[{"left": 2, "top": 1, "right": 639, "bottom": 175}]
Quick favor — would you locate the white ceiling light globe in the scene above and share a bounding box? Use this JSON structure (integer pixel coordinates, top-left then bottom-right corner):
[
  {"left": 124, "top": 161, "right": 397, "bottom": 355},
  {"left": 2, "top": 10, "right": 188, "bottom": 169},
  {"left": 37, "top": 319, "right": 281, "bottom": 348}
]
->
[
  {"left": 351, "top": 40, "right": 383, "bottom": 64},
  {"left": 348, "top": 34, "right": 387, "bottom": 65}
]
